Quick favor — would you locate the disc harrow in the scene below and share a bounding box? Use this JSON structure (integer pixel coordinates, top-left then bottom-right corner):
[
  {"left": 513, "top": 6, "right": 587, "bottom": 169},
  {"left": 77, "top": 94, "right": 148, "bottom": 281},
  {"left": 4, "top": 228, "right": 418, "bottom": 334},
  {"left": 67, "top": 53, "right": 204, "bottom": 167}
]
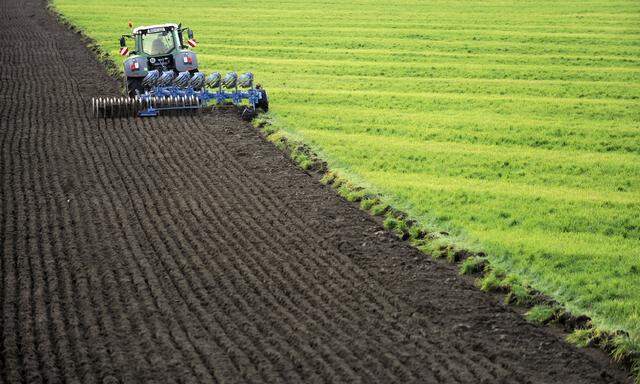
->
[
  {"left": 91, "top": 70, "right": 267, "bottom": 118},
  {"left": 92, "top": 95, "right": 201, "bottom": 118}
]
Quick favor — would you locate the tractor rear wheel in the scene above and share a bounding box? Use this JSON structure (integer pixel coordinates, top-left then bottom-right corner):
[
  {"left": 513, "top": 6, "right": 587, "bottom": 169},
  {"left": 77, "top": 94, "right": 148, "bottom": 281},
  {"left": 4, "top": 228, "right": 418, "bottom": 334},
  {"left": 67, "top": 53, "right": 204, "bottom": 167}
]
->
[
  {"left": 256, "top": 89, "right": 269, "bottom": 112},
  {"left": 126, "top": 77, "right": 144, "bottom": 98}
]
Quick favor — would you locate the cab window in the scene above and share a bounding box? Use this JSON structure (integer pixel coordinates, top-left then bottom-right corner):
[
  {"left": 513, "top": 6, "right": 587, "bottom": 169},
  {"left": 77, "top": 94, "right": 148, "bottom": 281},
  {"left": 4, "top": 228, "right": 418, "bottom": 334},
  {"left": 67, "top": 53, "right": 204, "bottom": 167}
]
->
[{"left": 141, "top": 30, "right": 175, "bottom": 56}]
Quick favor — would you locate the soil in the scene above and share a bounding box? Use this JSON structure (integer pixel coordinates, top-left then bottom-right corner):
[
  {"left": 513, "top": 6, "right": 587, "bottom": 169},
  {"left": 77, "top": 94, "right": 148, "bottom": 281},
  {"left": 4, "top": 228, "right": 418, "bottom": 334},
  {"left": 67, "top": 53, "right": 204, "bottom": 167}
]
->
[{"left": 0, "top": 0, "right": 632, "bottom": 382}]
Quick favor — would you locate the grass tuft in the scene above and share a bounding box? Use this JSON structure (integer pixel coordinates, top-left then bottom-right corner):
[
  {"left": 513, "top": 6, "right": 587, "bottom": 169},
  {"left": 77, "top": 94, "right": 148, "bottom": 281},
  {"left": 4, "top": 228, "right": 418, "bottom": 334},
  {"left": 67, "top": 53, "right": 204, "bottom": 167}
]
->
[
  {"left": 566, "top": 328, "right": 597, "bottom": 348},
  {"left": 360, "top": 197, "right": 379, "bottom": 211},
  {"left": 459, "top": 256, "right": 487, "bottom": 275},
  {"left": 504, "top": 284, "right": 533, "bottom": 306},
  {"left": 369, "top": 202, "right": 390, "bottom": 216},
  {"left": 612, "top": 335, "right": 640, "bottom": 363},
  {"left": 525, "top": 305, "right": 558, "bottom": 325},
  {"left": 320, "top": 171, "right": 337, "bottom": 185},
  {"left": 478, "top": 269, "right": 510, "bottom": 292}
]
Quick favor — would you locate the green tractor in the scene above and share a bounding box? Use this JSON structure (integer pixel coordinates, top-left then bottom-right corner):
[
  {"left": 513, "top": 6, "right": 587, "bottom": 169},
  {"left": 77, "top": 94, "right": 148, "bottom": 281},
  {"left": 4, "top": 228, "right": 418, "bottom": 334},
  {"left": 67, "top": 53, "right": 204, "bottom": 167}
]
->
[
  {"left": 119, "top": 23, "right": 200, "bottom": 97},
  {"left": 91, "top": 22, "right": 269, "bottom": 118}
]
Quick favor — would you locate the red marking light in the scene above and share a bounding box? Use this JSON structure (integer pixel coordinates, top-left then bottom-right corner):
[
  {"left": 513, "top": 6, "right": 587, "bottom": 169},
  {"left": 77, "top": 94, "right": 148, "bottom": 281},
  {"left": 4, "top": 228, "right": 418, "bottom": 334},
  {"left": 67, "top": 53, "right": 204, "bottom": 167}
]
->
[
  {"left": 130, "top": 61, "right": 140, "bottom": 71},
  {"left": 182, "top": 55, "right": 193, "bottom": 65}
]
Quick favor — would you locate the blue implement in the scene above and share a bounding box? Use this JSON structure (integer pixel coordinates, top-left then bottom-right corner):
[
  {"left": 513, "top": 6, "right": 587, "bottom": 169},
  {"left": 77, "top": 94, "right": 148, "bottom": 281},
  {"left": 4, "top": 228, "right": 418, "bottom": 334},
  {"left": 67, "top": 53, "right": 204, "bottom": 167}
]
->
[{"left": 135, "top": 71, "right": 265, "bottom": 117}]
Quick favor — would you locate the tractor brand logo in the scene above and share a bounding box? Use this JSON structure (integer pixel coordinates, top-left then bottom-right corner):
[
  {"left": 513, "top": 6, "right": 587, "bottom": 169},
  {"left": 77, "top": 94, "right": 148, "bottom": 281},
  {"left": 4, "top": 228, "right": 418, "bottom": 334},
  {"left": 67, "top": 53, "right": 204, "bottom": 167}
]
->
[
  {"left": 187, "top": 38, "right": 197, "bottom": 48},
  {"left": 119, "top": 47, "right": 129, "bottom": 56}
]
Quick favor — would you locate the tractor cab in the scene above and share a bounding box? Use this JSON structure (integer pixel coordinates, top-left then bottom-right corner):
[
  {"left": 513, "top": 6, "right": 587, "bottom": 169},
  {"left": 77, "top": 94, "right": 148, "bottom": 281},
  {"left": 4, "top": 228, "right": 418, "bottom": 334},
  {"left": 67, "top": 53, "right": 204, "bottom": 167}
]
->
[
  {"left": 119, "top": 23, "right": 199, "bottom": 97},
  {"left": 136, "top": 24, "right": 180, "bottom": 56}
]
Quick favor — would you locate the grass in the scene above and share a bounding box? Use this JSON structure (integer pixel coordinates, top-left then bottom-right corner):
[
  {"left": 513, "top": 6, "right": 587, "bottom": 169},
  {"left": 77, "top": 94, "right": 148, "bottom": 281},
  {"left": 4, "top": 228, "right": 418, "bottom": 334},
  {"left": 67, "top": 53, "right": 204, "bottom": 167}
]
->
[
  {"left": 53, "top": 0, "right": 640, "bottom": 353},
  {"left": 525, "top": 305, "right": 559, "bottom": 325}
]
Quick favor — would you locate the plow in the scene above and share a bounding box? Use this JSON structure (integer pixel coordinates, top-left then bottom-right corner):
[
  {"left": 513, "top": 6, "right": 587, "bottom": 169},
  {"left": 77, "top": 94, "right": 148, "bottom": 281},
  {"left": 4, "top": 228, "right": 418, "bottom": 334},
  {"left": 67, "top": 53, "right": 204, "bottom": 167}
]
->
[
  {"left": 91, "top": 22, "right": 268, "bottom": 118},
  {"left": 92, "top": 69, "right": 267, "bottom": 118}
]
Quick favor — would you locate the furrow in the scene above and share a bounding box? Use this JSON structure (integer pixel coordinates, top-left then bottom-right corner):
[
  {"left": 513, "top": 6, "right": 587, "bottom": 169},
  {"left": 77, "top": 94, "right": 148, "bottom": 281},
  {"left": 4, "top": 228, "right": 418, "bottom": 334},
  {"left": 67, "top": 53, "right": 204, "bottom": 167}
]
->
[
  {"left": 131, "top": 117, "right": 363, "bottom": 383},
  {"left": 109, "top": 116, "right": 283, "bottom": 383},
  {"left": 170, "top": 117, "right": 520, "bottom": 382},
  {"left": 144, "top": 117, "right": 434, "bottom": 382},
  {"left": 93, "top": 117, "right": 226, "bottom": 383},
  {"left": 83, "top": 119, "right": 203, "bottom": 382}
]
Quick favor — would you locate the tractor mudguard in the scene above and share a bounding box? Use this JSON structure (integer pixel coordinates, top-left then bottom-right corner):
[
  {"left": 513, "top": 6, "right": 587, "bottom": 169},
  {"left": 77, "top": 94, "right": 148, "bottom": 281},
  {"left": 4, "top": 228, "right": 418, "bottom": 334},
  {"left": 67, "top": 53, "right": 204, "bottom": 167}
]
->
[
  {"left": 174, "top": 51, "right": 198, "bottom": 72},
  {"left": 123, "top": 57, "right": 149, "bottom": 78}
]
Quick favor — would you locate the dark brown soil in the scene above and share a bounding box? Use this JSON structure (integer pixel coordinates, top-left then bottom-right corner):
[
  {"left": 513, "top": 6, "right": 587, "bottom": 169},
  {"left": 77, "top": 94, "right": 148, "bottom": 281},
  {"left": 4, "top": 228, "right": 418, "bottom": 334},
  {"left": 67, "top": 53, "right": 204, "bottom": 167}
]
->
[{"left": 0, "top": 0, "right": 632, "bottom": 383}]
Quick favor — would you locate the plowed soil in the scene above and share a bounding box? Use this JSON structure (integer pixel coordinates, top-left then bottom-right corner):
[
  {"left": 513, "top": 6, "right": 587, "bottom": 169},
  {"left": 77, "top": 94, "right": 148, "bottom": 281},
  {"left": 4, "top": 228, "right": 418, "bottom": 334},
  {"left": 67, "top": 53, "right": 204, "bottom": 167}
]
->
[{"left": 0, "top": 0, "right": 632, "bottom": 383}]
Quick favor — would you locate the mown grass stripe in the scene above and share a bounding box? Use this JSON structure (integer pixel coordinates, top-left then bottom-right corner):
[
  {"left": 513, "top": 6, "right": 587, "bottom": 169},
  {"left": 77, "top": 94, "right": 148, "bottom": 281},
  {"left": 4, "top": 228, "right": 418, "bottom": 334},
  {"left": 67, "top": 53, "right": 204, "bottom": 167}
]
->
[
  {"left": 192, "top": 43, "right": 640, "bottom": 65},
  {"left": 268, "top": 86, "right": 640, "bottom": 105},
  {"left": 361, "top": 171, "right": 639, "bottom": 205},
  {"left": 299, "top": 129, "right": 640, "bottom": 170}
]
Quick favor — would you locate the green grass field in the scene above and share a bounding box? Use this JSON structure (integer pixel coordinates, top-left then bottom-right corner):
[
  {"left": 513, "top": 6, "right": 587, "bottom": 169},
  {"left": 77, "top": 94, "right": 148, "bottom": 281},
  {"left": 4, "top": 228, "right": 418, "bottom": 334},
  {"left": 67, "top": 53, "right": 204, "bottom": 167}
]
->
[{"left": 54, "top": 0, "right": 640, "bottom": 339}]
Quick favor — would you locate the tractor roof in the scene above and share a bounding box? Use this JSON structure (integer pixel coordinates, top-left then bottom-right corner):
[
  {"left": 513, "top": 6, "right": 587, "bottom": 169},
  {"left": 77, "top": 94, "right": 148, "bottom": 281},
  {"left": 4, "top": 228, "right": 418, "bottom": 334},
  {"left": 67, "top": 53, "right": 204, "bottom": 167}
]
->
[{"left": 132, "top": 23, "right": 179, "bottom": 34}]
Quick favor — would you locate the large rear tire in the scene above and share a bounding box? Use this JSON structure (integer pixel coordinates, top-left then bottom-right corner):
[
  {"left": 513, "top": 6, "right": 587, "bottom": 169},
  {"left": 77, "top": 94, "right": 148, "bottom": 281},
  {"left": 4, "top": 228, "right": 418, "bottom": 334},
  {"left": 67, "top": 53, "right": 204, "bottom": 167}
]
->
[
  {"left": 256, "top": 89, "right": 269, "bottom": 112},
  {"left": 126, "top": 77, "right": 144, "bottom": 98}
]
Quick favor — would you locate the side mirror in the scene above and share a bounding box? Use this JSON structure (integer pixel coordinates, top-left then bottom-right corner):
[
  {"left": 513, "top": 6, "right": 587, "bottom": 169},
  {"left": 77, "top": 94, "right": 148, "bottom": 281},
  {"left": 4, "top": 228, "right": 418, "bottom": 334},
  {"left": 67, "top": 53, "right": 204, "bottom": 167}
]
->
[
  {"left": 187, "top": 29, "right": 194, "bottom": 40},
  {"left": 119, "top": 36, "right": 126, "bottom": 47}
]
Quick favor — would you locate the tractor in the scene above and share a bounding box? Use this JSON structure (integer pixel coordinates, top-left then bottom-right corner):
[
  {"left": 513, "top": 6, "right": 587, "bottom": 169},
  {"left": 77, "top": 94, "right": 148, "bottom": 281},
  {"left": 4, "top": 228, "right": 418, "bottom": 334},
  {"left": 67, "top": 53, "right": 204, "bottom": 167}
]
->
[
  {"left": 91, "top": 22, "right": 268, "bottom": 118},
  {"left": 119, "top": 23, "right": 199, "bottom": 97}
]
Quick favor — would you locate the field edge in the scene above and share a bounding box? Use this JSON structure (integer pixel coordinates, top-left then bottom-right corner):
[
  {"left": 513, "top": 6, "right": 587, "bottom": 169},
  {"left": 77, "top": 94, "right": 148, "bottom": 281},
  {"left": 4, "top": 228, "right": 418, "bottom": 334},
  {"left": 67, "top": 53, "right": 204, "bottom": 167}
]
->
[{"left": 252, "top": 113, "right": 640, "bottom": 382}]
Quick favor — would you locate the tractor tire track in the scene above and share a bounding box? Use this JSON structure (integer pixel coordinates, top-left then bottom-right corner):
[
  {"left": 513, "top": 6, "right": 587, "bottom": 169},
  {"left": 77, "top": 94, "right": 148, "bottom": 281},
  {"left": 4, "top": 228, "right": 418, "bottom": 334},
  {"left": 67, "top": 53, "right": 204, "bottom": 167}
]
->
[{"left": 0, "top": 0, "right": 632, "bottom": 383}]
